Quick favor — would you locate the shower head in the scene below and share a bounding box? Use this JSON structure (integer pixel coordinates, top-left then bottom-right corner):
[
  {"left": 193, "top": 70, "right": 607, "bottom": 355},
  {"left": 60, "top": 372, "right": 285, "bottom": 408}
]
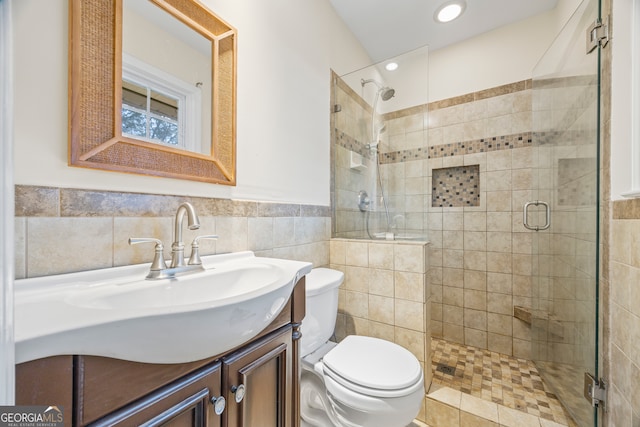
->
[
  {"left": 380, "top": 87, "right": 395, "bottom": 101},
  {"left": 360, "top": 78, "right": 395, "bottom": 101}
]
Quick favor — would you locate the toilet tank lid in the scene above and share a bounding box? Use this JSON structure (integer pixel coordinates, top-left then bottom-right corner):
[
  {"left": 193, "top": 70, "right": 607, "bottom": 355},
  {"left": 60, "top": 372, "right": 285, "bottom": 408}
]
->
[{"left": 305, "top": 268, "right": 344, "bottom": 296}]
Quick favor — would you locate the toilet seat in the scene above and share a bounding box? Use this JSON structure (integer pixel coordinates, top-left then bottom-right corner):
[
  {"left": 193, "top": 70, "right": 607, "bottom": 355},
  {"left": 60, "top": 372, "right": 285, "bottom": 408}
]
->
[{"left": 322, "top": 335, "right": 423, "bottom": 398}]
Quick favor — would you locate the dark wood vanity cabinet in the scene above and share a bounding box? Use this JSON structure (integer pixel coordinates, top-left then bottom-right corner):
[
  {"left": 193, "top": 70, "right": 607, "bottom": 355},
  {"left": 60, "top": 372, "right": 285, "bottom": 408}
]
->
[
  {"left": 90, "top": 361, "right": 223, "bottom": 427},
  {"left": 88, "top": 326, "right": 291, "bottom": 427},
  {"left": 223, "top": 327, "right": 292, "bottom": 427},
  {"left": 16, "top": 278, "right": 306, "bottom": 427}
]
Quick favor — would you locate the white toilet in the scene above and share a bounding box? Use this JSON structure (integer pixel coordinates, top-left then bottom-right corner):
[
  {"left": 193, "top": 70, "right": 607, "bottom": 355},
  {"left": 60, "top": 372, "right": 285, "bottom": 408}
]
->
[{"left": 300, "top": 268, "right": 425, "bottom": 427}]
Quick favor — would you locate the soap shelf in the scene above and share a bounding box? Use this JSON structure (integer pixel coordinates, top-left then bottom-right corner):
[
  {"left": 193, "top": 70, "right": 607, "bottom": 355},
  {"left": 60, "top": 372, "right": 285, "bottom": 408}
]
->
[{"left": 350, "top": 151, "right": 367, "bottom": 171}]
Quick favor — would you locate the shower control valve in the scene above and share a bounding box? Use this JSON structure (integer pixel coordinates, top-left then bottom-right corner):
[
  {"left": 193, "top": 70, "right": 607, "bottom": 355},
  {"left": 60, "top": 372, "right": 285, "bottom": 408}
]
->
[{"left": 357, "top": 190, "right": 370, "bottom": 212}]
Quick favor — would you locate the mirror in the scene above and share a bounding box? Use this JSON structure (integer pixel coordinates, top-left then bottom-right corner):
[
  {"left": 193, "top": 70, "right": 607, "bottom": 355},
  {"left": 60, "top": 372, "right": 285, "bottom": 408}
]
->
[
  {"left": 69, "top": 0, "right": 237, "bottom": 184},
  {"left": 122, "top": 0, "right": 211, "bottom": 154}
]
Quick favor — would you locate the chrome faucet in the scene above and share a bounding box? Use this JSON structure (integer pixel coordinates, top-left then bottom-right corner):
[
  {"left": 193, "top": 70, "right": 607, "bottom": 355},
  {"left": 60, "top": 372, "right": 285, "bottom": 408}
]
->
[
  {"left": 129, "top": 202, "right": 219, "bottom": 279},
  {"left": 170, "top": 202, "right": 201, "bottom": 268}
]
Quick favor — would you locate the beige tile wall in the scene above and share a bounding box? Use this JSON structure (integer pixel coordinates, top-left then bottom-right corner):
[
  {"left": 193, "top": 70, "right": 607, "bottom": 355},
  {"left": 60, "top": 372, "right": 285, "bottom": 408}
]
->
[
  {"left": 14, "top": 186, "right": 331, "bottom": 279},
  {"left": 427, "top": 146, "right": 535, "bottom": 358},
  {"left": 329, "top": 238, "right": 431, "bottom": 422},
  {"left": 424, "top": 86, "right": 535, "bottom": 358},
  {"left": 608, "top": 208, "right": 640, "bottom": 426},
  {"left": 332, "top": 79, "right": 537, "bottom": 357}
]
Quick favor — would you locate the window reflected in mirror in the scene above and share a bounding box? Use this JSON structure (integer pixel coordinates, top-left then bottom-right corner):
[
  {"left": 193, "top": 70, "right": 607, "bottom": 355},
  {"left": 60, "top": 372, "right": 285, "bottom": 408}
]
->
[
  {"left": 122, "top": 0, "right": 212, "bottom": 154},
  {"left": 122, "top": 80, "right": 179, "bottom": 146}
]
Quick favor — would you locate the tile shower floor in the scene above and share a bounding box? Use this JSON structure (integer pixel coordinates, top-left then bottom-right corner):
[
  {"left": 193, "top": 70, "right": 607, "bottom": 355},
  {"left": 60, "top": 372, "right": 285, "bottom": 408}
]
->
[{"left": 430, "top": 338, "right": 576, "bottom": 426}]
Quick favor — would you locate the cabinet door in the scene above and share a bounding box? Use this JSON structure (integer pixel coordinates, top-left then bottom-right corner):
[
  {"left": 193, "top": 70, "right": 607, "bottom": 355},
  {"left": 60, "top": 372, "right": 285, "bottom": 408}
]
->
[
  {"left": 223, "top": 326, "right": 292, "bottom": 427},
  {"left": 90, "top": 362, "right": 223, "bottom": 427},
  {"left": 16, "top": 356, "right": 74, "bottom": 427}
]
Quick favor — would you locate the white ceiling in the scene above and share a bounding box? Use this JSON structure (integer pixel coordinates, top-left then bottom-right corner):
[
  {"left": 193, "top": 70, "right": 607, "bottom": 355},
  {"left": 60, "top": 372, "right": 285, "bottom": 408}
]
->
[{"left": 328, "top": 0, "right": 559, "bottom": 62}]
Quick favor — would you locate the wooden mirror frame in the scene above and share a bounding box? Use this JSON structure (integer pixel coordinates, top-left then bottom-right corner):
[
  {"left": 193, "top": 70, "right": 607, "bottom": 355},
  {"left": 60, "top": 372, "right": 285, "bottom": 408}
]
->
[{"left": 69, "top": 0, "right": 237, "bottom": 185}]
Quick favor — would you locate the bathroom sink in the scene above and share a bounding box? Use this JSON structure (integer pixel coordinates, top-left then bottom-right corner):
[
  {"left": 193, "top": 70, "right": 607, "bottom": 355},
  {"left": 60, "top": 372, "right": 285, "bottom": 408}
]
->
[
  {"left": 14, "top": 252, "right": 312, "bottom": 364},
  {"left": 67, "top": 263, "right": 284, "bottom": 310}
]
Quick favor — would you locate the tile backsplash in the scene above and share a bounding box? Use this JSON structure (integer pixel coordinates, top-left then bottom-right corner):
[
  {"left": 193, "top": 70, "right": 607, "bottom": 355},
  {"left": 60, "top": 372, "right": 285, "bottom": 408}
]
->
[{"left": 14, "top": 186, "right": 331, "bottom": 279}]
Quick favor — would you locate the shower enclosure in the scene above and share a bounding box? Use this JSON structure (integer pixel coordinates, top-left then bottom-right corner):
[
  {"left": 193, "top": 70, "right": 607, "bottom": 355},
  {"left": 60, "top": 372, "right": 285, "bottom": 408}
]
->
[
  {"left": 531, "top": 0, "right": 601, "bottom": 425},
  {"left": 331, "top": 1, "right": 602, "bottom": 424},
  {"left": 331, "top": 46, "right": 429, "bottom": 241}
]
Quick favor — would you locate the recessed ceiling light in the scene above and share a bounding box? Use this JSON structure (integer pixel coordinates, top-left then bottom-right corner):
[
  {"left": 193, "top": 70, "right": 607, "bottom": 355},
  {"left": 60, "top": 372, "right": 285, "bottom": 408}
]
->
[
  {"left": 385, "top": 62, "right": 399, "bottom": 71},
  {"left": 434, "top": 1, "right": 466, "bottom": 23}
]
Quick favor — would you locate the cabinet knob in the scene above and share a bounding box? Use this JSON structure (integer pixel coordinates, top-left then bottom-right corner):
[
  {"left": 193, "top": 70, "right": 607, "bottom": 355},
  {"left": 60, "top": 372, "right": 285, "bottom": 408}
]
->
[
  {"left": 210, "top": 395, "right": 226, "bottom": 415},
  {"left": 231, "top": 384, "right": 246, "bottom": 403}
]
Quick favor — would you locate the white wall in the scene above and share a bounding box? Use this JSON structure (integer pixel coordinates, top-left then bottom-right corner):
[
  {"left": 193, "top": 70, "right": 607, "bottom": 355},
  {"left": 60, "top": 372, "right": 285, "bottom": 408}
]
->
[
  {"left": 428, "top": 0, "right": 581, "bottom": 102},
  {"left": 610, "top": 0, "right": 636, "bottom": 199},
  {"left": 12, "top": 0, "right": 370, "bottom": 206}
]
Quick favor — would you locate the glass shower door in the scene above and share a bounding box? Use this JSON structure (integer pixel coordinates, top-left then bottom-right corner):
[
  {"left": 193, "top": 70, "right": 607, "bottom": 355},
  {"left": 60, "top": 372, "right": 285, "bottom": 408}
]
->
[
  {"left": 331, "top": 46, "right": 429, "bottom": 240},
  {"left": 530, "top": 0, "right": 600, "bottom": 425}
]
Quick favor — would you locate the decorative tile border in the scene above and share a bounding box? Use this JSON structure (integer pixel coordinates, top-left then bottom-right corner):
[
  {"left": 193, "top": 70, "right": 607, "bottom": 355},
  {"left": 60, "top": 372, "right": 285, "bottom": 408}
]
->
[
  {"left": 431, "top": 165, "right": 480, "bottom": 208},
  {"left": 379, "top": 132, "right": 532, "bottom": 164},
  {"left": 612, "top": 198, "right": 640, "bottom": 219},
  {"left": 425, "top": 80, "right": 531, "bottom": 113},
  {"left": 335, "top": 129, "right": 533, "bottom": 165},
  {"left": 15, "top": 186, "right": 331, "bottom": 218},
  {"left": 338, "top": 125, "right": 596, "bottom": 168},
  {"left": 333, "top": 129, "right": 373, "bottom": 159}
]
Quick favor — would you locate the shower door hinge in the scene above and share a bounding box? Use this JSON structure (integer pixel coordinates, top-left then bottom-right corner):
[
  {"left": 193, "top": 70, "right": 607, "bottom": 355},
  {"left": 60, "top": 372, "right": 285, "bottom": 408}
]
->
[
  {"left": 583, "top": 372, "right": 606, "bottom": 410},
  {"left": 586, "top": 15, "right": 610, "bottom": 54}
]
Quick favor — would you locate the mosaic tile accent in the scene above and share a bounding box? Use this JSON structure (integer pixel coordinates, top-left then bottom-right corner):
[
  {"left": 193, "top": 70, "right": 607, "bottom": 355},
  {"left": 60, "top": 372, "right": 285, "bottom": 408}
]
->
[
  {"left": 431, "top": 338, "right": 576, "bottom": 426},
  {"left": 431, "top": 165, "right": 480, "bottom": 208},
  {"left": 333, "top": 129, "right": 373, "bottom": 159},
  {"left": 379, "top": 132, "right": 532, "bottom": 164},
  {"left": 334, "top": 130, "right": 533, "bottom": 165}
]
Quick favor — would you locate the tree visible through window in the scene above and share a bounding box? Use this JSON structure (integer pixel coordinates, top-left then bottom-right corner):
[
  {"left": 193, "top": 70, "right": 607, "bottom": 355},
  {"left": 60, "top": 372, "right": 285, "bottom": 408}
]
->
[{"left": 122, "top": 80, "right": 180, "bottom": 146}]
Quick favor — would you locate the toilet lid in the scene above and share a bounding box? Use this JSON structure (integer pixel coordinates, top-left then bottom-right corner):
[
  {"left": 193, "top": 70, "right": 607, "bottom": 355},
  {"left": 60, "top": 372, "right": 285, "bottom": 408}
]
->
[{"left": 322, "top": 335, "right": 422, "bottom": 392}]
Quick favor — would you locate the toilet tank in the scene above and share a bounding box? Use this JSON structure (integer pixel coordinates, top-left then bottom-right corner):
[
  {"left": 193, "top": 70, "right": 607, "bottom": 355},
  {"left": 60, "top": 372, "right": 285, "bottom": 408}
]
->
[{"left": 300, "top": 268, "right": 344, "bottom": 357}]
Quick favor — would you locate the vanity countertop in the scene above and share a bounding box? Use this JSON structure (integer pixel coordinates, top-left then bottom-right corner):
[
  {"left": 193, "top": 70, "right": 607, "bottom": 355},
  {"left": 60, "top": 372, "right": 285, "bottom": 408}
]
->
[{"left": 14, "top": 251, "right": 312, "bottom": 364}]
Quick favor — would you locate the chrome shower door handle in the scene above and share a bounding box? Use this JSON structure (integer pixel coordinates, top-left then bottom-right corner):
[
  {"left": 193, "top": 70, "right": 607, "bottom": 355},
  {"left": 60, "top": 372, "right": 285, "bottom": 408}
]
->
[{"left": 523, "top": 201, "right": 550, "bottom": 231}]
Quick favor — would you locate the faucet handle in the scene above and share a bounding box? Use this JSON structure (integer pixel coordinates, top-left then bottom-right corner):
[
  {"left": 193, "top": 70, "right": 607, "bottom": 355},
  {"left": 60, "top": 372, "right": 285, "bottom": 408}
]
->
[
  {"left": 188, "top": 235, "right": 219, "bottom": 265},
  {"left": 128, "top": 238, "right": 167, "bottom": 271}
]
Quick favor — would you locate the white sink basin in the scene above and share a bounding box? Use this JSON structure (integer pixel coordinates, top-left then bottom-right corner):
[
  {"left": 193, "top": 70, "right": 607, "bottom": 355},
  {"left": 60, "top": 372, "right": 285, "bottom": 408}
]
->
[{"left": 14, "top": 252, "right": 312, "bottom": 364}]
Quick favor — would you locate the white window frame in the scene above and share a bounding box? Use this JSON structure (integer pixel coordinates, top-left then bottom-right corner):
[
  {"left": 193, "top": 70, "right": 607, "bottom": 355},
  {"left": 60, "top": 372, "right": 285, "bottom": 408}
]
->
[
  {"left": 632, "top": 0, "right": 640, "bottom": 193},
  {"left": 623, "top": 0, "right": 640, "bottom": 197},
  {"left": 122, "top": 53, "right": 202, "bottom": 152},
  {"left": 0, "top": 0, "right": 15, "bottom": 405}
]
